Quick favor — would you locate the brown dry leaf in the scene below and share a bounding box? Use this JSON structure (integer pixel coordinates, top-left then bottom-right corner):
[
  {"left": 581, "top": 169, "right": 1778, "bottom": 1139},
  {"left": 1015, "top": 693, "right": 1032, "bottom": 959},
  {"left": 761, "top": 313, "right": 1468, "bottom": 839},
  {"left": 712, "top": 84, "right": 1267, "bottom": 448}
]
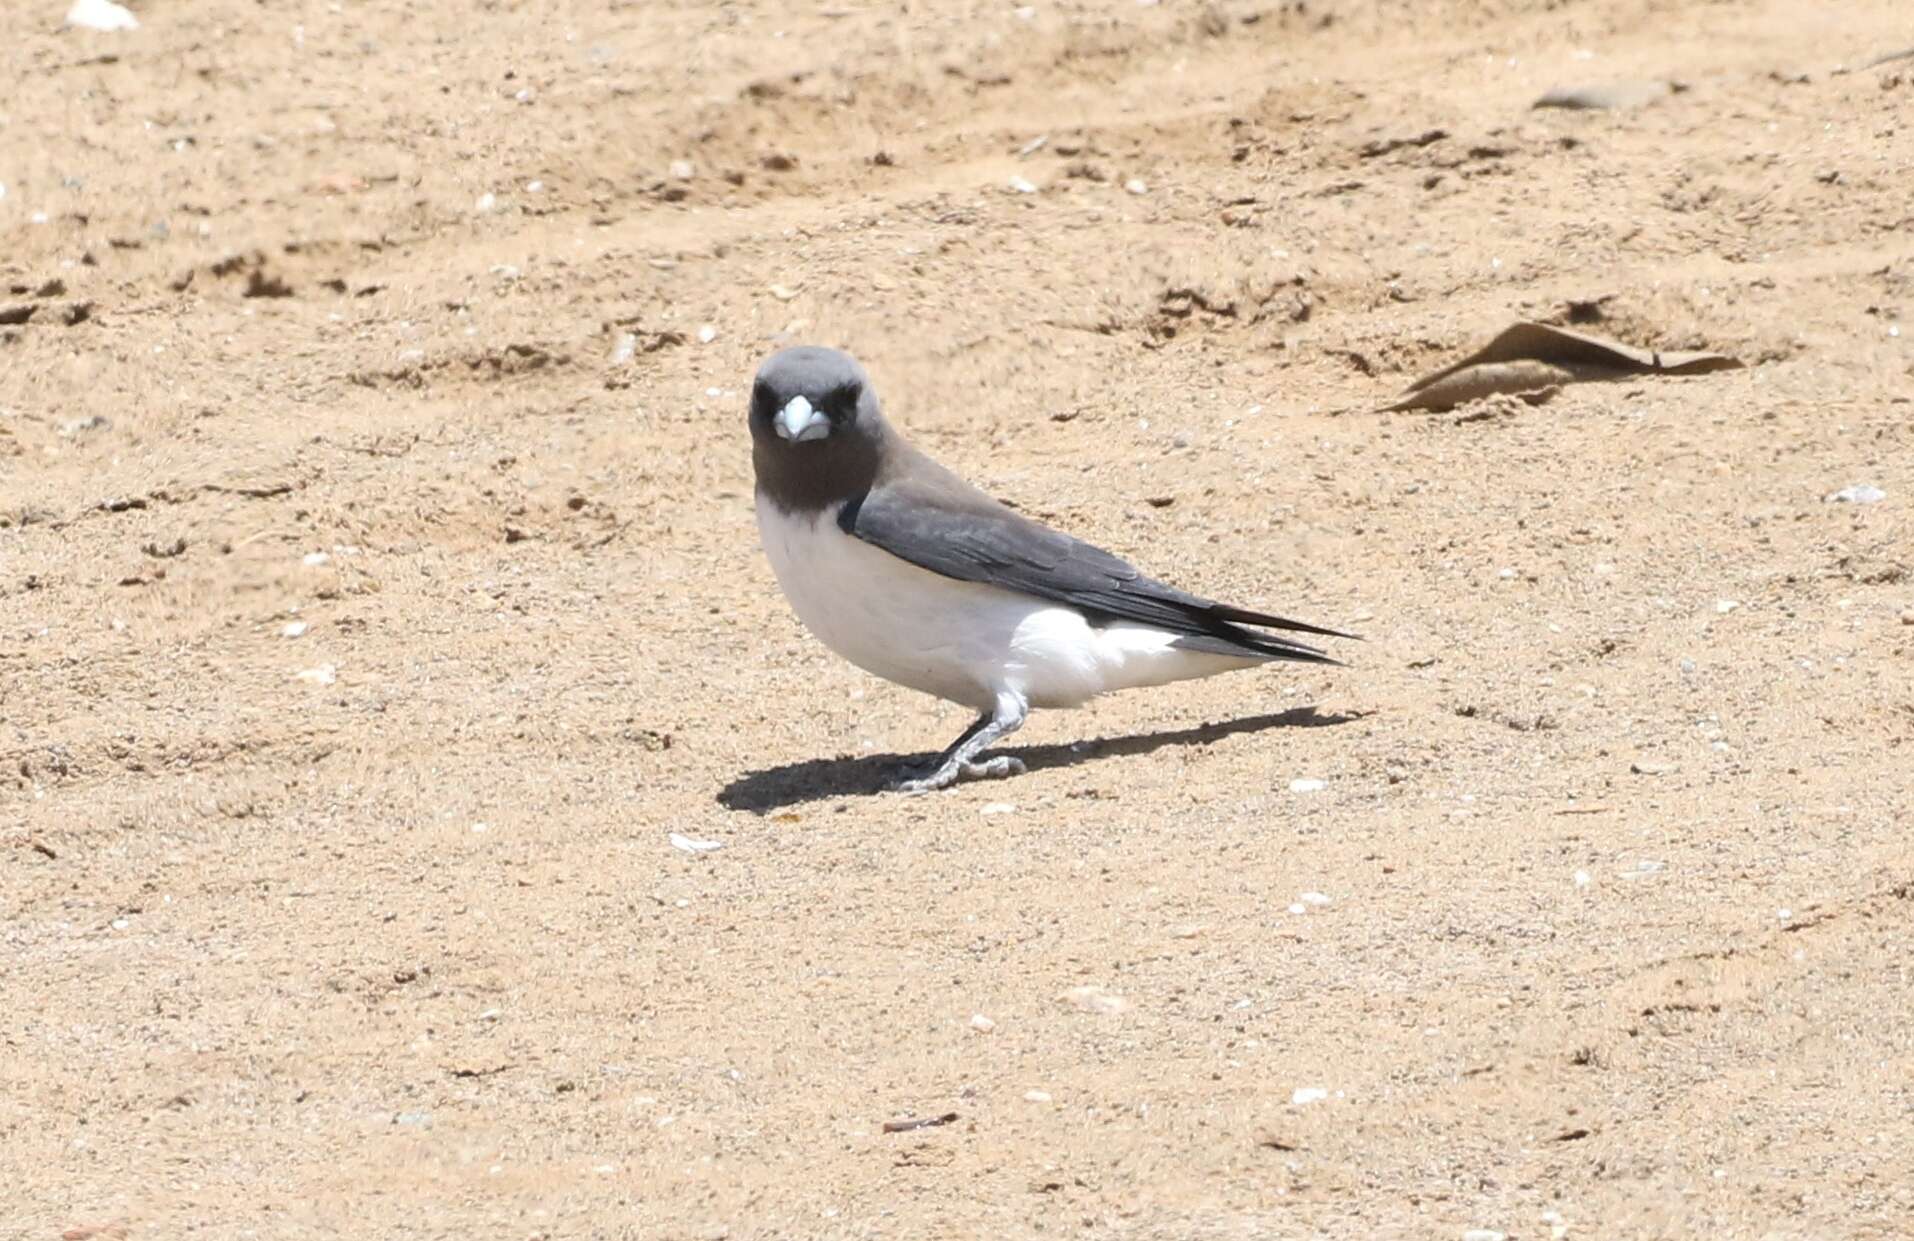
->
[{"left": 1383, "top": 322, "right": 1742, "bottom": 411}]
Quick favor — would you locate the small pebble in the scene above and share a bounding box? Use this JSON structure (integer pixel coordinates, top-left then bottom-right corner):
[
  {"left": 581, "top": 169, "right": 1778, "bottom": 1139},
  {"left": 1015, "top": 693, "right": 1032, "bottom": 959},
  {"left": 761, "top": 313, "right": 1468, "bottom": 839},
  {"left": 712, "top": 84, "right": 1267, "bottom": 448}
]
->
[
  {"left": 1288, "top": 778, "right": 1326, "bottom": 794},
  {"left": 1023, "top": 1090, "right": 1052, "bottom": 1103},
  {"left": 60, "top": 415, "right": 110, "bottom": 437},
  {"left": 1290, "top": 1087, "right": 1328, "bottom": 1105},
  {"left": 1715, "top": 599, "right": 1740, "bottom": 614},
  {"left": 980, "top": 802, "right": 1016, "bottom": 815},
  {"left": 1124, "top": 178, "right": 1148, "bottom": 194},
  {"left": 669, "top": 159, "right": 695, "bottom": 180},
  {"left": 1777, "top": 907, "right": 1792, "bottom": 921},
  {"left": 1630, "top": 760, "right": 1678, "bottom": 776},
  {"left": 1826, "top": 484, "right": 1885, "bottom": 504},
  {"left": 295, "top": 664, "right": 336, "bottom": 686},
  {"left": 1299, "top": 892, "right": 1331, "bottom": 907},
  {"left": 1287, "top": 903, "right": 1306, "bottom": 915},
  {"left": 474, "top": 192, "right": 498, "bottom": 213},
  {"left": 969, "top": 1014, "right": 996, "bottom": 1033},
  {"left": 111, "top": 917, "right": 130, "bottom": 930},
  {"left": 1061, "top": 985, "right": 1128, "bottom": 1015},
  {"left": 1007, "top": 175, "right": 1038, "bottom": 194},
  {"left": 1573, "top": 869, "right": 1592, "bottom": 887},
  {"left": 770, "top": 284, "right": 799, "bottom": 300},
  {"left": 282, "top": 620, "right": 309, "bottom": 638},
  {"left": 1900, "top": 610, "right": 1914, "bottom": 626},
  {"left": 697, "top": 324, "right": 718, "bottom": 344},
  {"left": 525, "top": 180, "right": 544, "bottom": 193},
  {"left": 1463, "top": 1231, "right": 1507, "bottom": 1241},
  {"left": 609, "top": 332, "right": 638, "bottom": 365},
  {"left": 302, "top": 551, "right": 331, "bottom": 567}
]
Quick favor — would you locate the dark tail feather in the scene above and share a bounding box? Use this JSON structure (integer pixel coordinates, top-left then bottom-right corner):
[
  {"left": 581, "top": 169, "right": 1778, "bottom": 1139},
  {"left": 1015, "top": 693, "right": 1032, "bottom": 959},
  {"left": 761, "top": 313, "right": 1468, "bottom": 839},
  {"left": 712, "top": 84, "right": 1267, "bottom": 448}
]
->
[
  {"left": 1208, "top": 602, "right": 1361, "bottom": 643},
  {"left": 1172, "top": 625, "right": 1346, "bottom": 666}
]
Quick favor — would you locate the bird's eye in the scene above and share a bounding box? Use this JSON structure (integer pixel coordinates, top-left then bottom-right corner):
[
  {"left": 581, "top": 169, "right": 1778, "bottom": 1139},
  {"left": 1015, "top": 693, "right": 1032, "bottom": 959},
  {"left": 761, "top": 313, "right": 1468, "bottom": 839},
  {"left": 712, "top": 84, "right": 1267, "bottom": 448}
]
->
[{"left": 826, "top": 382, "right": 861, "bottom": 417}]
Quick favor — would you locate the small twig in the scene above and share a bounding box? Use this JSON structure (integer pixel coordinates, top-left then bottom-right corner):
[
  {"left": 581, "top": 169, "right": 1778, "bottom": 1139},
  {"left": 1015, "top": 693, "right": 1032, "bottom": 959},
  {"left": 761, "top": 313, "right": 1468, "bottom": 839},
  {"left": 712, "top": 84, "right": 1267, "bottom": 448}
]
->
[
  {"left": 231, "top": 526, "right": 308, "bottom": 550},
  {"left": 882, "top": 1111, "right": 958, "bottom": 1134}
]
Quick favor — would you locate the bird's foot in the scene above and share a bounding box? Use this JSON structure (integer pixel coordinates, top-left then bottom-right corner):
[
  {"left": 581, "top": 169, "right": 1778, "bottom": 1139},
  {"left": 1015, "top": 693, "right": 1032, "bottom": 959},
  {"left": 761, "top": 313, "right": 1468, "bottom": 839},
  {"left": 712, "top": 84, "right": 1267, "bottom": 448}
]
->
[
  {"left": 889, "top": 753, "right": 1026, "bottom": 795},
  {"left": 962, "top": 755, "right": 1026, "bottom": 782}
]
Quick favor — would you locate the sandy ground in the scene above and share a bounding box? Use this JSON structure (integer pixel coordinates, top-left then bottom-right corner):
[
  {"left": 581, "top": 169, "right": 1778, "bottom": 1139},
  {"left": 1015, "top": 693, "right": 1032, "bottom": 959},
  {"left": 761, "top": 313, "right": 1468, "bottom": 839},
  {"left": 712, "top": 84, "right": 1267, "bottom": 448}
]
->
[{"left": 5, "top": 0, "right": 1914, "bottom": 1237}]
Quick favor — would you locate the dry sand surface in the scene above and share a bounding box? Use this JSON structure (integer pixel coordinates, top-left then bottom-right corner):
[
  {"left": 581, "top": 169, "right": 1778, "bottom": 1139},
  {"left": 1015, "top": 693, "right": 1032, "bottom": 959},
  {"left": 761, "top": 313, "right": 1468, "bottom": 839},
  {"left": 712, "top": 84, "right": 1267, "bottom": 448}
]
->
[{"left": 5, "top": 0, "right": 1914, "bottom": 1237}]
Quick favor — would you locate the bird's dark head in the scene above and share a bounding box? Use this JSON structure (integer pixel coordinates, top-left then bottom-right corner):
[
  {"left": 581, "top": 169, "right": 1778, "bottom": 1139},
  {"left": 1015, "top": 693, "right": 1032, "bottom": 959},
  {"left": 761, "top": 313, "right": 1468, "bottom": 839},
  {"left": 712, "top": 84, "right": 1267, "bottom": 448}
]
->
[{"left": 749, "top": 346, "right": 888, "bottom": 514}]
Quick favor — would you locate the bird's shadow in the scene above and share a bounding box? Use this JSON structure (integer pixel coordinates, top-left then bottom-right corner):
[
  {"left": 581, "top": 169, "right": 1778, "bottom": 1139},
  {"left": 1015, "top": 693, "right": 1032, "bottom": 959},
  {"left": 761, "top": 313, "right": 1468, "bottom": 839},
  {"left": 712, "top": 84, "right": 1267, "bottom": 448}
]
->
[{"left": 717, "top": 706, "right": 1366, "bottom": 813}]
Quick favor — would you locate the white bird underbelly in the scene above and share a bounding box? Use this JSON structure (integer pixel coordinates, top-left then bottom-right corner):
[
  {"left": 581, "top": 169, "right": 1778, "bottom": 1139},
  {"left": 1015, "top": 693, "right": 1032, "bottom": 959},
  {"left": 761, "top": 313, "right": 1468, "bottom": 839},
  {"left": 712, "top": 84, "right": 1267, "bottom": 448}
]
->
[{"left": 756, "top": 495, "right": 1260, "bottom": 713}]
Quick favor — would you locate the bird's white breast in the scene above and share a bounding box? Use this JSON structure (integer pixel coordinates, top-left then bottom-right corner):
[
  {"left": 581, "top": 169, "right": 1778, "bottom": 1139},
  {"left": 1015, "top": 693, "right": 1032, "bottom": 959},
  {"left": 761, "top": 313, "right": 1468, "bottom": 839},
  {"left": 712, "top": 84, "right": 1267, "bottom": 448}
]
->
[{"left": 755, "top": 495, "right": 1257, "bottom": 711}]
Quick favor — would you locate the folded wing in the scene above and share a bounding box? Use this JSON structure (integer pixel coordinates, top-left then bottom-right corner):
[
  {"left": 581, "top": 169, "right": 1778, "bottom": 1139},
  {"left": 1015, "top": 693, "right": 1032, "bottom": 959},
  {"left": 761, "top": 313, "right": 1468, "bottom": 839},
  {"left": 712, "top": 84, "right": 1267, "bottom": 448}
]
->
[{"left": 841, "top": 467, "right": 1352, "bottom": 666}]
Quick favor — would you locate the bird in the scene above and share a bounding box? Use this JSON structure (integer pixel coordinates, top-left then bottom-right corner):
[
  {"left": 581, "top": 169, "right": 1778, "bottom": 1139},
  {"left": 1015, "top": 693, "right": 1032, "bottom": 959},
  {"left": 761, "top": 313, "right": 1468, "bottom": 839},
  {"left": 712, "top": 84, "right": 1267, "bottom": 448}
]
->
[{"left": 748, "top": 345, "right": 1352, "bottom": 793}]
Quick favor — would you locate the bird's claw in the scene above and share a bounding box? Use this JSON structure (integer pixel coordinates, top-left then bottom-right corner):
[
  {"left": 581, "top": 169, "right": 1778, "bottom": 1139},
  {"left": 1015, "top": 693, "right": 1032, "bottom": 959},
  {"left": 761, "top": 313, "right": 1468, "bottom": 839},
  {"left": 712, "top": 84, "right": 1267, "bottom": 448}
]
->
[
  {"left": 961, "top": 755, "right": 1025, "bottom": 782},
  {"left": 889, "top": 754, "right": 1025, "bottom": 795}
]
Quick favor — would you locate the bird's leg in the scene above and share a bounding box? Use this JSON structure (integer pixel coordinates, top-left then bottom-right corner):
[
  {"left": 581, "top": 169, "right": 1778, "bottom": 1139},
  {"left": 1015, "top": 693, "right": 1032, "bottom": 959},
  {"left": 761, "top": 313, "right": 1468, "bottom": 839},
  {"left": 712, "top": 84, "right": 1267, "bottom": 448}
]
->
[{"left": 893, "top": 695, "right": 1029, "bottom": 794}]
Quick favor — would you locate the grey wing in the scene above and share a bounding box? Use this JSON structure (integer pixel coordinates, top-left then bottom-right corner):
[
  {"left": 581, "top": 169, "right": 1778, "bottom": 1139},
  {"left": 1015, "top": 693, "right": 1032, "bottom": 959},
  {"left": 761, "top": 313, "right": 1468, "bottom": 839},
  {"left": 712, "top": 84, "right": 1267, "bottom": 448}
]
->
[{"left": 841, "top": 476, "right": 1350, "bottom": 665}]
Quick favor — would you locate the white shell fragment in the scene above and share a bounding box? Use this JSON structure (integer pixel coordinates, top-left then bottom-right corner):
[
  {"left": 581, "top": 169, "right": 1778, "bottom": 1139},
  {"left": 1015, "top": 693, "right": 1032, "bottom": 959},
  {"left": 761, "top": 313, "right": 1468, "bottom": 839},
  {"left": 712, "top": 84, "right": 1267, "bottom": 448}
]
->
[
  {"left": 669, "top": 832, "right": 723, "bottom": 853},
  {"left": 1826, "top": 484, "right": 1885, "bottom": 504},
  {"left": 66, "top": 0, "right": 139, "bottom": 31},
  {"left": 295, "top": 664, "right": 337, "bottom": 686},
  {"left": 1289, "top": 778, "right": 1326, "bottom": 794},
  {"left": 1290, "top": 1087, "right": 1329, "bottom": 1105}
]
